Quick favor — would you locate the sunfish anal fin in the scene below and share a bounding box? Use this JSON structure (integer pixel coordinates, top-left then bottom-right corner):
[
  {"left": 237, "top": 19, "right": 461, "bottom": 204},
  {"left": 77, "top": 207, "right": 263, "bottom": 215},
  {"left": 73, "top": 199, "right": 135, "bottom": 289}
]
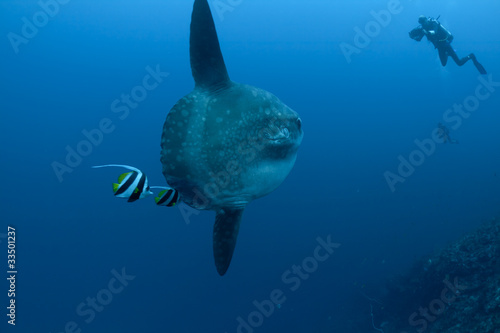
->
[
  {"left": 213, "top": 208, "right": 244, "bottom": 276},
  {"left": 190, "top": 0, "right": 230, "bottom": 90}
]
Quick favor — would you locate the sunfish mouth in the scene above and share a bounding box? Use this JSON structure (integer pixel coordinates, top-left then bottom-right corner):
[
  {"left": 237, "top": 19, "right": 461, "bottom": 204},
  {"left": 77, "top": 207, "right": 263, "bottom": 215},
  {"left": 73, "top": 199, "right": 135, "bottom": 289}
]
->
[
  {"left": 265, "top": 126, "right": 290, "bottom": 141},
  {"left": 264, "top": 117, "right": 302, "bottom": 143}
]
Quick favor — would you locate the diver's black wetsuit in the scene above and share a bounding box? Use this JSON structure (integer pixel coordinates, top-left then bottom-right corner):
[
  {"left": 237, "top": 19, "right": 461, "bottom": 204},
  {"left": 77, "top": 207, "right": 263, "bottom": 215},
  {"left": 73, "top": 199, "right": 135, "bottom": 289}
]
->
[
  {"left": 422, "top": 19, "right": 470, "bottom": 67},
  {"left": 410, "top": 17, "right": 487, "bottom": 74},
  {"left": 436, "top": 41, "right": 470, "bottom": 67},
  {"left": 437, "top": 123, "right": 458, "bottom": 144}
]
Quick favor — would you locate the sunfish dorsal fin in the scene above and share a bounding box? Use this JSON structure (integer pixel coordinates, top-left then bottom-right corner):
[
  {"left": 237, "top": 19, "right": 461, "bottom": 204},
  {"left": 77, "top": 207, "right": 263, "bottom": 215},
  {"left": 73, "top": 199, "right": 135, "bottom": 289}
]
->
[
  {"left": 190, "top": 0, "right": 230, "bottom": 89},
  {"left": 213, "top": 208, "right": 244, "bottom": 276}
]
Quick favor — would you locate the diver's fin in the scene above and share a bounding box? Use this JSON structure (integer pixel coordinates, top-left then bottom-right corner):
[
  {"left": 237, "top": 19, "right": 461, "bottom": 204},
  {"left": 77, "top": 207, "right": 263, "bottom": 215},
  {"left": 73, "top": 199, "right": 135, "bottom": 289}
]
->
[
  {"left": 473, "top": 59, "right": 487, "bottom": 75},
  {"left": 190, "top": 0, "right": 230, "bottom": 89},
  {"left": 469, "top": 54, "right": 487, "bottom": 74},
  {"left": 213, "top": 207, "right": 244, "bottom": 276}
]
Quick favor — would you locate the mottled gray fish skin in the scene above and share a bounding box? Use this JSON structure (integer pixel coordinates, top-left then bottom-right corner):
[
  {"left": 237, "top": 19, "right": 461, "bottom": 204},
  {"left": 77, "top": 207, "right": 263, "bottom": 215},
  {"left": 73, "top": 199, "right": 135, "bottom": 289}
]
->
[
  {"left": 161, "top": 82, "right": 302, "bottom": 210},
  {"left": 160, "top": 0, "right": 302, "bottom": 275}
]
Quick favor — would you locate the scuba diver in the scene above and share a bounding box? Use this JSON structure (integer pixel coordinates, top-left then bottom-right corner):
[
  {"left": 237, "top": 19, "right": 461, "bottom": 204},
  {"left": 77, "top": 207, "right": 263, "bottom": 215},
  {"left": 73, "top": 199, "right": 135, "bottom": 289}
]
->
[
  {"left": 409, "top": 15, "right": 487, "bottom": 74},
  {"left": 437, "top": 123, "right": 459, "bottom": 144}
]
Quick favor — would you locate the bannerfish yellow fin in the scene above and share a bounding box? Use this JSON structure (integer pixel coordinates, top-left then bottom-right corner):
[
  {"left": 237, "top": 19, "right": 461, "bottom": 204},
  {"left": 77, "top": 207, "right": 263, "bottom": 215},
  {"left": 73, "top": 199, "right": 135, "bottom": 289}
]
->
[
  {"left": 112, "top": 183, "right": 120, "bottom": 193},
  {"left": 117, "top": 172, "right": 132, "bottom": 184},
  {"left": 155, "top": 190, "right": 167, "bottom": 204},
  {"left": 134, "top": 187, "right": 139, "bottom": 194}
]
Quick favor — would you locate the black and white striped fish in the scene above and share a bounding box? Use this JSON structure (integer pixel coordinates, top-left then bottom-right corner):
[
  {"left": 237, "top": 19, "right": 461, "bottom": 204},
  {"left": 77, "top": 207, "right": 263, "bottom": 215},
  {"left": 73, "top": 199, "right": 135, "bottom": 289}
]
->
[
  {"left": 92, "top": 164, "right": 153, "bottom": 202},
  {"left": 150, "top": 187, "right": 180, "bottom": 207}
]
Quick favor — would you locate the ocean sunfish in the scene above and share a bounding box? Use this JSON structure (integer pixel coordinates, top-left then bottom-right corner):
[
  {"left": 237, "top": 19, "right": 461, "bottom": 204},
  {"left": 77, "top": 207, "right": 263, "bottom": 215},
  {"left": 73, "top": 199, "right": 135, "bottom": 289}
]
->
[{"left": 160, "top": 0, "right": 303, "bottom": 275}]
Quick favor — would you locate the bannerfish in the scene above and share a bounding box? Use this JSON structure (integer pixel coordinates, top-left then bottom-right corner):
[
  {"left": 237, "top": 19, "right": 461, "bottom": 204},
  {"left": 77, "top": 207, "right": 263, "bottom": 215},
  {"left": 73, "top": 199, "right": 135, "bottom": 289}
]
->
[
  {"left": 92, "top": 164, "right": 154, "bottom": 202},
  {"left": 150, "top": 187, "right": 180, "bottom": 207},
  {"left": 93, "top": 164, "right": 180, "bottom": 206}
]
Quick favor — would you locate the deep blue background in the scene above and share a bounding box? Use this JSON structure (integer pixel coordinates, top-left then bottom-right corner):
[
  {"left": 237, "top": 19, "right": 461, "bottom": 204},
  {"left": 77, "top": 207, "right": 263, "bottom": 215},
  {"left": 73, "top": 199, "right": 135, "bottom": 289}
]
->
[{"left": 1, "top": 0, "right": 499, "bottom": 332}]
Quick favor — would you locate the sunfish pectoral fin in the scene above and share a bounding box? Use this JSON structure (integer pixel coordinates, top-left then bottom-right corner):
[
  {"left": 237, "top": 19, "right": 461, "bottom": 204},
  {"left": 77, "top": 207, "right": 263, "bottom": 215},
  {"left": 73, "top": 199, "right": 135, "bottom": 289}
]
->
[
  {"left": 190, "top": 0, "right": 230, "bottom": 89},
  {"left": 213, "top": 207, "right": 244, "bottom": 276}
]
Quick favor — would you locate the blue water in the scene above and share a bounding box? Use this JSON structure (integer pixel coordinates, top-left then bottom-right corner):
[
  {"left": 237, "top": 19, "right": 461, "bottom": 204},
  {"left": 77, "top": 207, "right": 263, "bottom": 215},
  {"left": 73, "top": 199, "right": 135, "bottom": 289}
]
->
[{"left": 1, "top": 0, "right": 499, "bottom": 332}]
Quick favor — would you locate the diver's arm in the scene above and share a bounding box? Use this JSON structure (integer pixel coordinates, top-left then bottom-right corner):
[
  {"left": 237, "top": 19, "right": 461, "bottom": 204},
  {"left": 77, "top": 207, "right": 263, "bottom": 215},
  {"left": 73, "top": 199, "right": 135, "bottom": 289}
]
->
[
  {"left": 422, "top": 29, "right": 436, "bottom": 36},
  {"left": 409, "top": 26, "right": 425, "bottom": 41},
  {"left": 427, "top": 20, "right": 440, "bottom": 36},
  {"left": 422, "top": 19, "right": 439, "bottom": 36}
]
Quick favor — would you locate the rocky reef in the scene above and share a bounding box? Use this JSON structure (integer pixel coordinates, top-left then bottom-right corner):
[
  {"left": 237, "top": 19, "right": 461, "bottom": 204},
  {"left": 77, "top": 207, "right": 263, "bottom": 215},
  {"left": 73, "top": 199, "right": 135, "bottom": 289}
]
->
[{"left": 379, "top": 217, "right": 500, "bottom": 333}]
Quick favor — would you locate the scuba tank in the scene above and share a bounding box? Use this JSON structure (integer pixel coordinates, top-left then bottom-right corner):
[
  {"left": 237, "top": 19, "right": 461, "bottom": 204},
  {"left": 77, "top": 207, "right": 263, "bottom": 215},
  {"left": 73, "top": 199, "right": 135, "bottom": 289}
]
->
[{"left": 434, "top": 16, "right": 454, "bottom": 43}]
